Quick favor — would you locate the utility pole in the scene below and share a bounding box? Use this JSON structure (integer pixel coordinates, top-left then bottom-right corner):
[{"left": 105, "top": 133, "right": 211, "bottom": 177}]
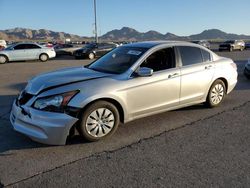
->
[{"left": 94, "top": 0, "right": 98, "bottom": 43}]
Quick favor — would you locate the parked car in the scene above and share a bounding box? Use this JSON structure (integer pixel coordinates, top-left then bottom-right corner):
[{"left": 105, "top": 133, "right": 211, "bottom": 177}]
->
[
  {"left": 10, "top": 41, "right": 238, "bottom": 145},
  {"left": 74, "top": 42, "right": 117, "bottom": 59},
  {"left": 244, "top": 59, "right": 250, "bottom": 79},
  {"left": 219, "top": 40, "right": 245, "bottom": 51},
  {"left": 54, "top": 44, "right": 81, "bottom": 56},
  {"left": 0, "top": 40, "right": 7, "bottom": 49},
  {"left": 245, "top": 42, "right": 250, "bottom": 49},
  {"left": 0, "top": 42, "right": 56, "bottom": 64},
  {"left": 192, "top": 40, "right": 210, "bottom": 49}
]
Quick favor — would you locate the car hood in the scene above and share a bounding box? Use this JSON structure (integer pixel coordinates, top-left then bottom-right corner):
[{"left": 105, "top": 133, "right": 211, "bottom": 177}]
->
[{"left": 25, "top": 66, "right": 111, "bottom": 95}]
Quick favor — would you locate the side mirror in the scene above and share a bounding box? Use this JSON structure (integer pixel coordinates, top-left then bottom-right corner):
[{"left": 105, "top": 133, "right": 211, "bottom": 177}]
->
[{"left": 137, "top": 67, "right": 153, "bottom": 77}]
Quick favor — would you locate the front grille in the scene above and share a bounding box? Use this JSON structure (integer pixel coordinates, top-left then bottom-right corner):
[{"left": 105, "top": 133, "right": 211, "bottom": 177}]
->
[{"left": 18, "top": 91, "right": 33, "bottom": 106}]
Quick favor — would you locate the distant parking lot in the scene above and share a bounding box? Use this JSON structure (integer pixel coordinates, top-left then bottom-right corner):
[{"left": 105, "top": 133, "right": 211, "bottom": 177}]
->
[{"left": 0, "top": 50, "right": 250, "bottom": 187}]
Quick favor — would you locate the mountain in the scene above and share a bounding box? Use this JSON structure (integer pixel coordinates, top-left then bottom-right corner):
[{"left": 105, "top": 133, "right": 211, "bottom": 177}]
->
[
  {"left": 101, "top": 27, "right": 187, "bottom": 41},
  {"left": 1, "top": 27, "right": 250, "bottom": 41},
  {"left": 0, "top": 27, "right": 87, "bottom": 41},
  {"left": 190, "top": 29, "right": 250, "bottom": 40}
]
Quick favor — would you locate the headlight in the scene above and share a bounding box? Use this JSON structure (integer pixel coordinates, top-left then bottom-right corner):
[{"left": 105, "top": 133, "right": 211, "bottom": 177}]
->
[{"left": 33, "top": 90, "right": 79, "bottom": 111}]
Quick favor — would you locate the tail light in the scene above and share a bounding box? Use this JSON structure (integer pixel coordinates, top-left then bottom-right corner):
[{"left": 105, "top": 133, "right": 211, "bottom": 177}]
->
[{"left": 230, "top": 62, "right": 237, "bottom": 70}]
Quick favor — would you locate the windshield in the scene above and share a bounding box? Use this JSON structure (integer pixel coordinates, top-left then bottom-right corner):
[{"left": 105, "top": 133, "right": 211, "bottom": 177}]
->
[
  {"left": 87, "top": 46, "right": 148, "bottom": 74},
  {"left": 5, "top": 44, "right": 15, "bottom": 50}
]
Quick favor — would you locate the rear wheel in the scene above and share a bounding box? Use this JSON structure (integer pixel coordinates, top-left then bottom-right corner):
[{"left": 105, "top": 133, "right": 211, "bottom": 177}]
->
[
  {"left": 0, "top": 55, "right": 8, "bottom": 64},
  {"left": 79, "top": 101, "right": 120, "bottom": 142},
  {"left": 206, "top": 80, "right": 226, "bottom": 108},
  {"left": 39, "top": 53, "right": 49, "bottom": 62}
]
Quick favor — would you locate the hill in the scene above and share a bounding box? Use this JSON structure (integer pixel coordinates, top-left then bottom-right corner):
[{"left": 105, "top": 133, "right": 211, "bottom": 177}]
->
[{"left": 1, "top": 27, "right": 250, "bottom": 42}]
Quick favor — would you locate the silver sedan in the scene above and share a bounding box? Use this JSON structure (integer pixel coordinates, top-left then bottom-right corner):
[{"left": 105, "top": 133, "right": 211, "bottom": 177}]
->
[
  {"left": 10, "top": 41, "right": 238, "bottom": 145},
  {"left": 0, "top": 42, "right": 56, "bottom": 64}
]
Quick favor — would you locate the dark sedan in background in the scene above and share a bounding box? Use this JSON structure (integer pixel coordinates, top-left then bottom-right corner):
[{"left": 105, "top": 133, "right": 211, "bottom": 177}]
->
[
  {"left": 74, "top": 43, "right": 117, "bottom": 59},
  {"left": 54, "top": 44, "right": 81, "bottom": 56}
]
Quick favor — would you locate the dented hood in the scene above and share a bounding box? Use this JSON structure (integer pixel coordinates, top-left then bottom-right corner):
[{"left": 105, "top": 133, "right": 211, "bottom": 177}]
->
[{"left": 25, "top": 66, "right": 111, "bottom": 95}]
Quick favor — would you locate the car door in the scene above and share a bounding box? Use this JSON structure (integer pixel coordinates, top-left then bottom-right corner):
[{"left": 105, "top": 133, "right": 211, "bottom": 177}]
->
[
  {"left": 10, "top": 44, "right": 27, "bottom": 61},
  {"left": 25, "top": 44, "right": 41, "bottom": 59},
  {"left": 125, "top": 47, "right": 181, "bottom": 118},
  {"left": 178, "top": 46, "right": 215, "bottom": 104}
]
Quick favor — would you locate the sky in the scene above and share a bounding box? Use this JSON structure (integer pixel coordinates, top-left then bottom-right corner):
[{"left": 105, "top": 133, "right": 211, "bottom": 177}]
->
[{"left": 0, "top": 0, "right": 250, "bottom": 37}]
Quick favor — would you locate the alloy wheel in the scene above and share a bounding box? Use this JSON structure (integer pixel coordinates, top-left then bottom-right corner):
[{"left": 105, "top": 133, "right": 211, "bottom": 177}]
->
[
  {"left": 86, "top": 108, "right": 115, "bottom": 138},
  {"left": 210, "top": 83, "right": 224, "bottom": 105}
]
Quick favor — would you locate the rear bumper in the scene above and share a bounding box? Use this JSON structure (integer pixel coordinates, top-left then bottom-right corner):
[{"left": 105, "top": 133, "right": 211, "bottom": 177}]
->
[
  {"left": 10, "top": 101, "right": 78, "bottom": 145},
  {"left": 48, "top": 51, "right": 56, "bottom": 58}
]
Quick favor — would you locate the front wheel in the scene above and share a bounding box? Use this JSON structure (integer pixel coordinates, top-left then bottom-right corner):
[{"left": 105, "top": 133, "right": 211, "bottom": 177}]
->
[
  {"left": 88, "top": 53, "right": 95, "bottom": 60},
  {"left": 79, "top": 101, "right": 120, "bottom": 142},
  {"left": 0, "top": 55, "right": 8, "bottom": 64},
  {"left": 206, "top": 80, "right": 226, "bottom": 108}
]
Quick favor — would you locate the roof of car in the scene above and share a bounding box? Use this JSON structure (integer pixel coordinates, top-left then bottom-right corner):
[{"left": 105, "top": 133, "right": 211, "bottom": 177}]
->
[{"left": 122, "top": 41, "right": 192, "bottom": 48}]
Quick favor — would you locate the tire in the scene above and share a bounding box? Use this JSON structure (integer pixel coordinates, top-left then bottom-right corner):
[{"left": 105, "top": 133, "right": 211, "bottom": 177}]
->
[
  {"left": 206, "top": 79, "right": 226, "bottom": 108},
  {"left": 79, "top": 101, "right": 120, "bottom": 142},
  {"left": 229, "top": 47, "right": 233, "bottom": 52},
  {"left": 39, "top": 53, "right": 49, "bottom": 62},
  {"left": 88, "top": 53, "right": 95, "bottom": 60},
  {"left": 0, "top": 55, "right": 8, "bottom": 64},
  {"left": 240, "top": 47, "right": 244, "bottom": 51}
]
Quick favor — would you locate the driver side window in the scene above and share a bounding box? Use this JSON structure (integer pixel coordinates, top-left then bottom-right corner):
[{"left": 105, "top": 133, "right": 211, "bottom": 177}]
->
[{"left": 140, "top": 47, "right": 176, "bottom": 72}]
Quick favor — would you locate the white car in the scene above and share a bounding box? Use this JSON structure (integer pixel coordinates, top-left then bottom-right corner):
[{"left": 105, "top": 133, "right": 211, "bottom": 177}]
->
[
  {"left": 0, "top": 40, "right": 7, "bottom": 49},
  {"left": 0, "top": 42, "right": 56, "bottom": 64}
]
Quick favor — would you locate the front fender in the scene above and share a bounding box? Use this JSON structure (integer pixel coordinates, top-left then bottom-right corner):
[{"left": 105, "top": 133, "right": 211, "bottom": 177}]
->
[{"left": 69, "top": 92, "right": 129, "bottom": 122}]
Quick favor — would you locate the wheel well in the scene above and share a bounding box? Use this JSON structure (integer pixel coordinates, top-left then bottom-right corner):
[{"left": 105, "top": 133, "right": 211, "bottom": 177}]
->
[
  {"left": 0, "top": 54, "right": 9, "bottom": 61},
  {"left": 40, "top": 53, "right": 48, "bottom": 58},
  {"left": 215, "top": 78, "right": 228, "bottom": 93},
  {"left": 79, "top": 98, "right": 125, "bottom": 123}
]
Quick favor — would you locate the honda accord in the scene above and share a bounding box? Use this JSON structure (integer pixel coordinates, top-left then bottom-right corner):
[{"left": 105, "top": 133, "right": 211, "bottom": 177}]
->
[{"left": 10, "top": 41, "right": 238, "bottom": 145}]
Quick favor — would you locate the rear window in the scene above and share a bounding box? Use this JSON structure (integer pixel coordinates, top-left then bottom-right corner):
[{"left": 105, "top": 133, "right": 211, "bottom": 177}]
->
[{"left": 201, "top": 49, "right": 211, "bottom": 62}]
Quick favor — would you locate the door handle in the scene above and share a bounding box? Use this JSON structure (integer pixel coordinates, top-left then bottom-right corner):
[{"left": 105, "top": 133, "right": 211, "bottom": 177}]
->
[
  {"left": 168, "top": 73, "right": 179, "bottom": 79},
  {"left": 205, "top": 65, "right": 213, "bottom": 70}
]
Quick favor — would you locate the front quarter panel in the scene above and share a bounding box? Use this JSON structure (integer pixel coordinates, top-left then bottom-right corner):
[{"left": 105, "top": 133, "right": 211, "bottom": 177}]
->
[{"left": 65, "top": 77, "right": 129, "bottom": 121}]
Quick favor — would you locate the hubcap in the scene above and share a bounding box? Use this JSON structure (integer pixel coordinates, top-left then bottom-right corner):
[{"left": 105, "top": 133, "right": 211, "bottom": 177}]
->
[
  {"left": 41, "top": 55, "right": 47, "bottom": 61},
  {"left": 0, "top": 56, "right": 6, "bottom": 63},
  {"left": 86, "top": 108, "right": 115, "bottom": 138},
  {"left": 89, "top": 53, "right": 94, "bottom": 59},
  {"left": 211, "top": 84, "right": 224, "bottom": 105}
]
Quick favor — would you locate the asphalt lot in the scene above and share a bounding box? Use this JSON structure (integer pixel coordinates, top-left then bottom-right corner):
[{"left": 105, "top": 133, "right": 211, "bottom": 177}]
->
[{"left": 0, "top": 50, "right": 250, "bottom": 187}]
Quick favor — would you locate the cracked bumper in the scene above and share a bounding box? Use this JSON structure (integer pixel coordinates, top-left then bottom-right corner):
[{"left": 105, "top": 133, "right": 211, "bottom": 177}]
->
[{"left": 10, "top": 101, "right": 78, "bottom": 145}]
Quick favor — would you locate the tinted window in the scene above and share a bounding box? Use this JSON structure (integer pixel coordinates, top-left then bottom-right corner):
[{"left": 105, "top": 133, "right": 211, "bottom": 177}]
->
[
  {"left": 14, "top": 44, "right": 26, "bottom": 50},
  {"left": 140, "top": 47, "right": 175, "bottom": 72},
  {"left": 201, "top": 49, "right": 211, "bottom": 62},
  {"left": 25, "top": 44, "right": 40, "bottom": 49},
  {"left": 179, "top": 46, "right": 203, "bottom": 66}
]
